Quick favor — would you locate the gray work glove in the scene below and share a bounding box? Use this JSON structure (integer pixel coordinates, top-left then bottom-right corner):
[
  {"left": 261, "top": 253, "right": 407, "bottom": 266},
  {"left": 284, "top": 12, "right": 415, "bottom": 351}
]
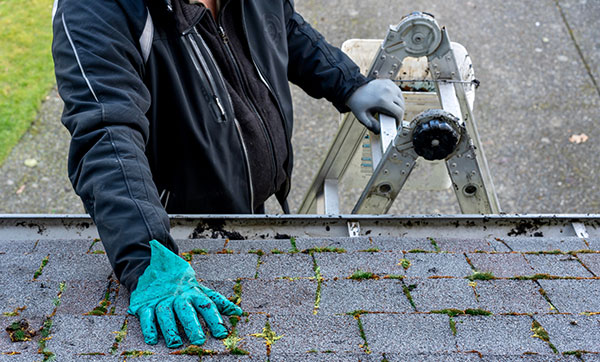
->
[{"left": 346, "top": 79, "right": 405, "bottom": 134}]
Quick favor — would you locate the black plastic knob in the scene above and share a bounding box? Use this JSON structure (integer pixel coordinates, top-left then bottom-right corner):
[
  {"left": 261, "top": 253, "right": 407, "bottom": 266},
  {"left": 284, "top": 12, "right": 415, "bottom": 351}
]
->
[{"left": 412, "top": 118, "right": 460, "bottom": 161}]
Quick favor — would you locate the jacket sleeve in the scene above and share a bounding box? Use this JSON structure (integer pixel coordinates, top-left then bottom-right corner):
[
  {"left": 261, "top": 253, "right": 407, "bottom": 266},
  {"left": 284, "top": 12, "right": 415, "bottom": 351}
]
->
[
  {"left": 284, "top": 1, "right": 370, "bottom": 113},
  {"left": 52, "top": 0, "right": 177, "bottom": 291}
]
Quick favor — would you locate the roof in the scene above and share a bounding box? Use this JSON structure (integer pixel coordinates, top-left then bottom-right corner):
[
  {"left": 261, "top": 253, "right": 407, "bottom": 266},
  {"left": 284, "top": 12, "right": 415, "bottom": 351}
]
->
[{"left": 1, "top": 215, "right": 599, "bottom": 361}]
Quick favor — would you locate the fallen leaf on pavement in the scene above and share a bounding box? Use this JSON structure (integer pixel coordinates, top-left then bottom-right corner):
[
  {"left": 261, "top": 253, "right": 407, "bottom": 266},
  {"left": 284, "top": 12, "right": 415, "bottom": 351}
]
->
[
  {"left": 24, "top": 159, "right": 38, "bottom": 167},
  {"left": 569, "top": 134, "right": 589, "bottom": 144}
]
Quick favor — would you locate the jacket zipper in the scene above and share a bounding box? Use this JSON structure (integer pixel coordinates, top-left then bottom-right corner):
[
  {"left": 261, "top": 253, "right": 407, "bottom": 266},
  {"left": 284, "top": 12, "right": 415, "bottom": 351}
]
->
[
  {"left": 183, "top": 33, "right": 227, "bottom": 122},
  {"left": 217, "top": 22, "right": 279, "bottom": 193},
  {"left": 238, "top": 6, "right": 292, "bottom": 200},
  {"left": 184, "top": 25, "right": 255, "bottom": 212}
]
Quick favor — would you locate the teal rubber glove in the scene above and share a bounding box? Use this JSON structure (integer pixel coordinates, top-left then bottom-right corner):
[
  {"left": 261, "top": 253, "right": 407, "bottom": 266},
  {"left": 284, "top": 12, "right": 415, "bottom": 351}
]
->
[
  {"left": 128, "top": 240, "right": 243, "bottom": 348},
  {"left": 346, "top": 79, "right": 405, "bottom": 134}
]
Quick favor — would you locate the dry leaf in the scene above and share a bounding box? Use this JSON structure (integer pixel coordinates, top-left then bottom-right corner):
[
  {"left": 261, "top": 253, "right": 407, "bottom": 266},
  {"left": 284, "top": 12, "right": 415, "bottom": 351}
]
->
[
  {"left": 24, "top": 159, "right": 38, "bottom": 167},
  {"left": 569, "top": 133, "right": 589, "bottom": 144}
]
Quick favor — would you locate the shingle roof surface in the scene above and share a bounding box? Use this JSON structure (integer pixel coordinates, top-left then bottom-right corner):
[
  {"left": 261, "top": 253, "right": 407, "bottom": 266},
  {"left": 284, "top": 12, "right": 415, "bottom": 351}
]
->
[{"left": 1, "top": 217, "right": 599, "bottom": 361}]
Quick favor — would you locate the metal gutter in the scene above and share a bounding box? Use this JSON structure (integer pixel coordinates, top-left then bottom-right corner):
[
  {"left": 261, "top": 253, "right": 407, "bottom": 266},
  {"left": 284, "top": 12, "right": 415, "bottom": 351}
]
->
[{"left": 0, "top": 214, "right": 598, "bottom": 240}]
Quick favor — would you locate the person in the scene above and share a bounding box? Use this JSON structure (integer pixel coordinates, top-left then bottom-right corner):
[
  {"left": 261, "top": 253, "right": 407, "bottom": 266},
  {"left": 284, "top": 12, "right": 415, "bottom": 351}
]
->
[{"left": 52, "top": 0, "right": 405, "bottom": 348}]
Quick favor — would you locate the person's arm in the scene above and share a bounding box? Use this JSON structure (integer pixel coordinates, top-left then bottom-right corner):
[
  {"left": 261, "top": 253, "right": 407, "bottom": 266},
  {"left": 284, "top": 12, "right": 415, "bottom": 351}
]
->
[
  {"left": 284, "top": 1, "right": 404, "bottom": 133},
  {"left": 52, "top": 0, "right": 174, "bottom": 291},
  {"left": 53, "top": 1, "right": 242, "bottom": 348},
  {"left": 284, "top": 2, "right": 368, "bottom": 113}
]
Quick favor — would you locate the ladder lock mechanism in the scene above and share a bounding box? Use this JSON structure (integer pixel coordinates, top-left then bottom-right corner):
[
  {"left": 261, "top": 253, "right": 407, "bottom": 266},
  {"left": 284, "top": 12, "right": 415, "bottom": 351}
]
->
[{"left": 411, "top": 109, "right": 461, "bottom": 161}]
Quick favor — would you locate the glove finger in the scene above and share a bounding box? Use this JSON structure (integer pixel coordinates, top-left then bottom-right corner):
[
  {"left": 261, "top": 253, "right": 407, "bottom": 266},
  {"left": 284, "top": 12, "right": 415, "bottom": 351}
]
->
[
  {"left": 173, "top": 296, "right": 206, "bottom": 345},
  {"left": 199, "top": 285, "right": 243, "bottom": 316},
  {"left": 138, "top": 306, "right": 158, "bottom": 345},
  {"left": 156, "top": 298, "right": 183, "bottom": 348},
  {"left": 365, "top": 113, "right": 381, "bottom": 134},
  {"left": 191, "top": 293, "right": 229, "bottom": 339},
  {"left": 379, "top": 102, "right": 405, "bottom": 121},
  {"left": 355, "top": 111, "right": 378, "bottom": 134}
]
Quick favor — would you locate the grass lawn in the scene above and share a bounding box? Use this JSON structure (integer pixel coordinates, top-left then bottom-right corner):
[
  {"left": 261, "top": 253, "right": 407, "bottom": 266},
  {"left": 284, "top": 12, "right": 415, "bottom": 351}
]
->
[{"left": 0, "top": 0, "right": 56, "bottom": 165}]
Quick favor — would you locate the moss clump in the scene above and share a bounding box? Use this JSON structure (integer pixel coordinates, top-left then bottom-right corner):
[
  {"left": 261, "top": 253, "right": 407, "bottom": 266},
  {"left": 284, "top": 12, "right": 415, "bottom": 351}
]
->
[
  {"left": 431, "top": 309, "right": 464, "bottom": 317},
  {"left": 347, "top": 310, "right": 369, "bottom": 317},
  {"left": 302, "top": 247, "right": 346, "bottom": 254},
  {"left": 271, "top": 249, "right": 284, "bottom": 254},
  {"left": 91, "top": 250, "right": 106, "bottom": 255},
  {"left": 358, "top": 248, "right": 380, "bottom": 253},
  {"left": 120, "top": 351, "right": 153, "bottom": 357},
  {"left": 449, "top": 317, "right": 457, "bottom": 336},
  {"left": 85, "top": 282, "right": 115, "bottom": 316},
  {"left": 110, "top": 319, "right": 128, "bottom": 354},
  {"left": 180, "top": 248, "right": 209, "bottom": 261},
  {"left": 568, "top": 250, "right": 599, "bottom": 255},
  {"left": 402, "top": 284, "right": 417, "bottom": 310},
  {"left": 170, "top": 346, "right": 217, "bottom": 356},
  {"left": 399, "top": 258, "right": 411, "bottom": 270},
  {"left": 464, "top": 308, "right": 493, "bottom": 316},
  {"left": 229, "top": 315, "right": 240, "bottom": 328},
  {"left": 563, "top": 351, "right": 587, "bottom": 358},
  {"left": 217, "top": 249, "right": 235, "bottom": 254},
  {"left": 431, "top": 308, "right": 492, "bottom": 317},
  {"left": 349, "top": 270, "right": 378, "bottom": 280},
  {"left": 383, "top": 274, "right": 404, "bottom": 280},
  {"left": 223, "top": 329, "right": 249, "bottom": 356},
  {"left": 511, "top": 274, "right": 567, "bottom": 281},
  {"left": 313, "top": 264, "right": 323, "bottom": 315},
  {"left": 249, "top": 249, "right": 265, "bottom": 256},
  {"left": 33, "top": 255, "right": 49, "bottom": 280},
  {"left": 5, "top": 319, "right": 36, "bottom": 342},
  {"left": 407, "top": 249, "right": 431, "bottom": 253},
  {"left": 355, "top": 315, "right": 371, "bottom": 354},
  {"left": 531, "top": 320, "right": 558, "bottom": 354},
  {"left": 428, "top": 237, "right": 441, "bottom": 252},
  {"left": 38, "top": 317, "right": 54, "bottom": 359},
  {"left": 3, "top": 306, "right": 26, "bottom": 317},
  {"left": 229, "top": 279, "right": 242, "bottom": 305},
  {"left": 525, "top": 250, "right": 563, "bottom": 255},
  {"left": 251, "top": 320, "right": 283, "bottom": 356},
  {"left": 466, "top": 271, "right": 495, "bottom": 281},
  {"left": 289, "top": 237, "right": 299, "bottom": 253}
]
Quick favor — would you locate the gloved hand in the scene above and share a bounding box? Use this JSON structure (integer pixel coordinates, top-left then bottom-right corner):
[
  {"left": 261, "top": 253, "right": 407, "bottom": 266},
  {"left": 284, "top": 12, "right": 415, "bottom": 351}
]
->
[
  {"left": 346, "top": 79, "right": 405, "bottom": 134},
  {"left": 128, "top": 240, "right": 243, "bottom": 348}
]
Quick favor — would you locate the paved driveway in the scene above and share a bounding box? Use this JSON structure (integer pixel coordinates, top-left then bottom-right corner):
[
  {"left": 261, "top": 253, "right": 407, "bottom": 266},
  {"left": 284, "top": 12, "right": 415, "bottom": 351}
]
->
[{"left": 0, "top": 0, "right": 598, "bottom": 214}]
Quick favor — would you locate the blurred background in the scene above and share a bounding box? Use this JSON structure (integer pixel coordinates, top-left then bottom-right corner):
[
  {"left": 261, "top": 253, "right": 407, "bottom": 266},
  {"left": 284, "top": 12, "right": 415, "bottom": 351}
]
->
[{"left": 0, "top": 0, "right": 598, "bottom": 215}]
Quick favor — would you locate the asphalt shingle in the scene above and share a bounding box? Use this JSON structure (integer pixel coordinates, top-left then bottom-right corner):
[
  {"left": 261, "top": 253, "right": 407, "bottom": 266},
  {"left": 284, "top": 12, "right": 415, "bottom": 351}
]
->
[
  {"left": 319, "top": 279, "right": 412, "bottom": 314},
  {"left": 361, "top": 314, "right": 458, "bottom": 354},
  {"left": 524, "top": 254, "right": 594, "bottom": 277},
  {"left": 466, "top": 253, "right": 534, "bottom": 278},
  {"left": 535, "top": 314, "right": 600, "bottom": 353},
  {"left": 241, "top": 279, "right": 316, "bottom": 315},
  {"left": 454, "top": 316, "right": 554, "bottom": 355},
  {"left": 406, "top": 278, "right": 479, "bottom": 312},
  {"left": 257, "top": 253, "right": 315, "bottom": 279},
  {"left": 499, "top": 237, "right": 588, "bottom": 253},
  {"left": 537, "top": 280, "right": 600, "bottom": 314},
  {"left": 269, "top": 314, "right": 364, "bottom": 355},
  {"left": 476, "top": 280, "right": 550, "bottom": 314},
  {"left": 295, "top": 237, "right": 437, "bottom": 253},
  {"left": 191, "top": 254, "right": 258, "bottom": 281},
  {"left": 46, "top": 315, "right": 126, "bottom": 359},
  {"left": 315, "top": 251, "right": 405, "bottom": 279},
  {"left": 402, "top": 253, "right": 472, "bottom": 278},
  {"left": 577, "top": 253, "right": 600, "bottom": 276}
]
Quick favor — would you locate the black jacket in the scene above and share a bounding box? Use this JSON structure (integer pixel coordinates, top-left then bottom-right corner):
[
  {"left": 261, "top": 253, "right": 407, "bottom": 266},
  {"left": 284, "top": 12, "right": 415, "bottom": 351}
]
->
[{"left": 52, "top": 0, "right": 368, "bottom": 291}]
